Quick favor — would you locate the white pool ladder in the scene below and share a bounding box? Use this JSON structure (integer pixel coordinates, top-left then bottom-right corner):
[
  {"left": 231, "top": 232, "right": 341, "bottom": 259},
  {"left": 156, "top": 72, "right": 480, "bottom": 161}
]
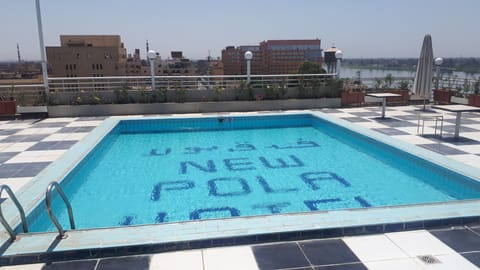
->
[
  {"left": 46, "top": 181, "right": 75, "bottom": 239},
  {"left": 0, "top": 185, "right": 28, "bottom": 241}
]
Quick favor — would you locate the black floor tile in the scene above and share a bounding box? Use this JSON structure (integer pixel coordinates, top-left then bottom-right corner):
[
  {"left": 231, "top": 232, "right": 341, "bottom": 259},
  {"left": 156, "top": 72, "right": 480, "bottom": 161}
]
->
[
  {"left": 0, "top": 129, "right": 20, "bottom": 135},
  {"left": 372, "top": 128, "right": 409, "bottom": 136},
  {"left": 431, "top": 229, "right": 480, "bottom": 252},
  {"left": 0, "top": 134, "right": 49, "bottom": 143},
  {"left": 96, "top": 255, "right": 150, "bottom": 270},
  {"left": 341, "top": 117, "right": 370, "bottom": 123},
  {"left": 14, "top": 162, "right": 51, "bottom": 177},
  {"left": 253, "top": 243, "right": 310, "bottom": 270},
  {"left": 314, "top": 263, "right": 368, "bottom": 270},
  {"left": 375, "top": 118, "right": 417, "bottom": 127},
  {"left": 300, "top": 239, "right": 361, "bottom": 266},
  {"left": 58, "top": 126, "right": 95, "bottom": 133},
  {"left": 27, "top": 140, "right": 78, "bottom": 151},
  {"left": 42, "top": 259, "right": 98, "bottom": 270},
  {"left": 418, "top": 144, "right": 468, "bottom": 155},
  {"left": 348, "top": 112, "right": 380, "bottom": 117},
  {"left": 0, "top": 152, "right": 18, "bottom": 164},
  {"left": 462, "top": 251, "right": 480, "bottom": 268},
  {"left": 0, "top": 163, "right": 25, "bottom": 178},
  {"left": 34, "top": 122, "right": 70, "bottom": 128}
]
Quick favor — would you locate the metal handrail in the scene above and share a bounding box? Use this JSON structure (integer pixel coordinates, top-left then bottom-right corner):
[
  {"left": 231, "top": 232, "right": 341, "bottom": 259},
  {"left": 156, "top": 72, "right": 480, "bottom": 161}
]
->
[
  {"left": 46, "top": 181, "right": 75, "bottom": 238},
  {"left": 0, "top": 185, "right": 28, "bottom": 241}
]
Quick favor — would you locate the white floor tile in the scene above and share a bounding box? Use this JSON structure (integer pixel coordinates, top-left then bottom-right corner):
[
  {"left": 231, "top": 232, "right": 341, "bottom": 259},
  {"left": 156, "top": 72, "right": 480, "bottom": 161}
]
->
[
  {"left": 41, "top": 133, "right": 71, "bottom": 141},
  {"left": 414, "top": 253, "right": 479, "bottom": 270},
  {"left": 15, "top": 127, "right": 62, "bottom": 135},
  {"left": 364, "top": 258, "right": 424, "bottom": 270},
  {"left": 1, "top": 142, "right": 37, "bottom": 152},
  {"left": 149, "top": 250, "right": 203, "bottom": 270},
  {"left": 392, "top": 134, "right": 438, "bottom": 145},
  {"left": 5, "top": 151, "right": 44, "bottom": 163},
  {"left": 447, "top": 154, "right": 480, "bottom": 168},
  {"left": 0, "top": 263, "right": 45, "bottom": 270},
  {"left": 0, "top": 178, "right": 33, "bottom": 198},
  {"left": 64, "top": 132, "right": 89, "bottom": 141},
  {"left": 66, "top": 120, "right": 103, "bottom": 127},
  {"left": 444, "top": 144, "right": 480, "bottom": 154},
  {"left": 355, "top": 121, "right": 390, "bottom": 129},
  {"left": 203, "top": 246, "right": 258, "bottom": 270},
  {"left": 39, "top": 118, "right": 77, "bottom": 123},
  {"left": 387, "top": 230, "right": 455, "bottom": 257},
  {"left": 343, "top": 235, "right": 408, "bottom": 262}
]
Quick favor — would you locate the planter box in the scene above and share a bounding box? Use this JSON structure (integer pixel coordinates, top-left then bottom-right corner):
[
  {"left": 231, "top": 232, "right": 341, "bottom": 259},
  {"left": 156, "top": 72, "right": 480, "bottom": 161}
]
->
[
  {"left": 0, "top": 100, "right": 16, "bottom": 115},
  {"left": 451, "top": 96, "right": 469, "bottom": 105},
  {"left": 433, "top": 89, "right": 454, "bottom": 104},
  {"left": 48, "top": 98, "right": 341, "bottom": 117},
  {"left": 385, "top": 89, "right": 409, "bottom": 105},
  {"left": 468, "top": 95, "right": 480, "bottom": 107},
  {"left": 341, "top": 91, "right": 364, "bottom": 106}
]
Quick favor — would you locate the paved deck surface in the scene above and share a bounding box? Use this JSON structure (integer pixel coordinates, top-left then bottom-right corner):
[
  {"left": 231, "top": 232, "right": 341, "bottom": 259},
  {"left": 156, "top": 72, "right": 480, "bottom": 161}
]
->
[{"left": 1, "top": 105, "right": 479, "bottom": 269}]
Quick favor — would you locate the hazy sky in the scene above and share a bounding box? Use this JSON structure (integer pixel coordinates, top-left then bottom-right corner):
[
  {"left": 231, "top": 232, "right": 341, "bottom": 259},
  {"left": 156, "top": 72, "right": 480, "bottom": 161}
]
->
[{"left": 1, "top": 0, "right": 479, "bottom": 61}]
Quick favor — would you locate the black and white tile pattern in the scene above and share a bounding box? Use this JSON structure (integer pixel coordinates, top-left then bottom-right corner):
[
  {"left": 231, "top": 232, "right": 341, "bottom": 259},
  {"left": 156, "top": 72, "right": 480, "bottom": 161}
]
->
[{"left": 0, "top": 106, "right": 479, "bottom": 269}]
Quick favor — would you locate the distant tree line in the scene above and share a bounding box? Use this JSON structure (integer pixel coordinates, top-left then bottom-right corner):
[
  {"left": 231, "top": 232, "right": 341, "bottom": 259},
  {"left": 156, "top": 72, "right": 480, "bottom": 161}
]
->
[{"left": 343, "top": 58, "right": 480, "bottom": 74}]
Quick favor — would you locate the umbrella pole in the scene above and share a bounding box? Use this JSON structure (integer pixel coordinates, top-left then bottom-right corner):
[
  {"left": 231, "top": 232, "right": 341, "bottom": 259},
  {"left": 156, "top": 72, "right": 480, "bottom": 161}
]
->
[{"left": 423, "top": 98, "right": 426, "bottom": 111}]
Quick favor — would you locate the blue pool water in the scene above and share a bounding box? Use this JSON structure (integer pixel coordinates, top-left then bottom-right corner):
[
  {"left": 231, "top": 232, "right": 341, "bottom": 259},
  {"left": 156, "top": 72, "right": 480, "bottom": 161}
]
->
[{"left": 28, "top": 114, "right": 480, "bottom": 232}]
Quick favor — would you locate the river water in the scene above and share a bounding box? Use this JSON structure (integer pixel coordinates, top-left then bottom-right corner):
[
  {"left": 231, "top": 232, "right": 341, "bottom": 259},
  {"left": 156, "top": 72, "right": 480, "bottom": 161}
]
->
[{"left": 340, "top": 67, "right": 480, "bottom": 80}]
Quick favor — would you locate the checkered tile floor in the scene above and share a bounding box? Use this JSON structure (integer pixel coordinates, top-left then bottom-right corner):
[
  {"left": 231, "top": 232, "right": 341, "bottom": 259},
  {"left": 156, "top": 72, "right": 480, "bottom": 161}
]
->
[{"left": 0, "top": 106, "right": 479, "bottom": 269}]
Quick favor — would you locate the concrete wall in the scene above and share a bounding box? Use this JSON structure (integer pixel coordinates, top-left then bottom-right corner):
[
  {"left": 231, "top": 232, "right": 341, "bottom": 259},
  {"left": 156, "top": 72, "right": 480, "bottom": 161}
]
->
[{"left": 47, "top": 98, "right": 341, "bottom": 117}]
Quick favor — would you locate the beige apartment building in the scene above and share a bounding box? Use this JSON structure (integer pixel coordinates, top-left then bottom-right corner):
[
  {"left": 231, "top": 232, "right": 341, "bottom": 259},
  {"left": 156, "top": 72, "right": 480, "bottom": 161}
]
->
[{"left": 46, "top": 35, "right": 127, "bottom": 77}]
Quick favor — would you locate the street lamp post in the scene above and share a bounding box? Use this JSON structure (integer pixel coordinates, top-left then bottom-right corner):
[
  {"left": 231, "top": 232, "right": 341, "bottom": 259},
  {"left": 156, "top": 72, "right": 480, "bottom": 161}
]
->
[
  {"left": 244, "top": 51, "right": 253, "bottom": 84},
  {"left": 335, "top": 50, "right": 343, "bottom": 79},
  {"left": 35, "top": 0, "right": 49, "bottom": 95},
  {"left": 434, "top": 57, "right": 443, "bottom": 89},
  {"left": 147, "top": 50, "right": 157, "bottom": 91}
]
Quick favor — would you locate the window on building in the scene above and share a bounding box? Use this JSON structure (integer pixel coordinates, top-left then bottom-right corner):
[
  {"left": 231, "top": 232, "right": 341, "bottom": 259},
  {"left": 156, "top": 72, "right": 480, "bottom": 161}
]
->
[{"left": 66, "top": 64, "right": 69, "bottom": 70}]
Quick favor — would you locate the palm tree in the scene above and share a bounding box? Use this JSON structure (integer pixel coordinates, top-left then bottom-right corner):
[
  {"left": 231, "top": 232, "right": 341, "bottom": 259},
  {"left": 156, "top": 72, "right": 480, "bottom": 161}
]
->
[{"left": 384, "top": 73, "right": 394, "bottom": 89}]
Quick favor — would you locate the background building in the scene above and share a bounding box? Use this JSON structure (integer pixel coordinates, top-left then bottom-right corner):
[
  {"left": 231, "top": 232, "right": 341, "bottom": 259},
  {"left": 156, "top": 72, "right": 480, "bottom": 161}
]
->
[
  {"left": 46, "top": 35, "right": 127, "bottom": 77},
  {"left": 221, "top": 45, "right": 262, "bottom": 75},
  {"left": 222, "top": 39, "right": 323, "bottom": 75}
]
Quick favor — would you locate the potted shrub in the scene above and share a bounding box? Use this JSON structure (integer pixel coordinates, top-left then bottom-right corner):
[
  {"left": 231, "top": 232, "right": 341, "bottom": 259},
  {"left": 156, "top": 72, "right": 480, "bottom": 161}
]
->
[
  {"left": 0, "top": 86, "right": 17, "bottom": 116},
  {"left": 383, "top": 75, "right": 409, "bottom": 105},
  {"left": 468, "top": 79, "right": 480, "bottom": 107},
  {"left": 341, "top": 80, "right": 366, "bottom": 106},
  {"left": 433, "top": 88, "right": 454, "bottom": 104}
]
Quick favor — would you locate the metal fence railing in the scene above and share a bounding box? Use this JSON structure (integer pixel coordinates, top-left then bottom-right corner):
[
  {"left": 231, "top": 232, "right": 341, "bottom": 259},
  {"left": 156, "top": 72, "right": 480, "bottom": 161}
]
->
[
  {"left": 1, "top": 73, "right": 478, "bottom": 106},
  {"left": 46, "top": 74, "right": 337, "bottom": 93}
]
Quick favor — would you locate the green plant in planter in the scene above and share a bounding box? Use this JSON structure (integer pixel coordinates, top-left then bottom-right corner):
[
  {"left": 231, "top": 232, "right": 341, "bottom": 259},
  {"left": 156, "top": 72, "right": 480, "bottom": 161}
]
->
[
  {"left": 397, "top": 80, "right": 410, "bottom": 90},
  {"left": 473, "top": 78, "right": 480, "bottom": 95},
  {"left": 8, "top": 85, "right": 16, "bottom": 101},
  {"left": 71, "top": 90, "right": 85, "bottom": 105},
  {"left": 384, "top": 73, "right": 394, "bottom": 89},
  {"left": 114, "top": 89, "right": 130, "bottom": 104},
  {"left": 374, "top": 78, "right": 383, "bottom": 90},
  {"left": 139, "top": 87, "right": 150, "bottom": 103},
  {"left": 326, "top": 78, "right": 343, "bottom": 98},
  {"left": 174, "top": 88, "right": 187, "bottom": 103},
  {"left": 264, "top": 84, "right": 275, "bottom": 99},
  {"left": 212, "top": 85, "right": 225, "bottom": 101},
  {"left": 89, "top": 91, "right": 103, "bottom": 105}
]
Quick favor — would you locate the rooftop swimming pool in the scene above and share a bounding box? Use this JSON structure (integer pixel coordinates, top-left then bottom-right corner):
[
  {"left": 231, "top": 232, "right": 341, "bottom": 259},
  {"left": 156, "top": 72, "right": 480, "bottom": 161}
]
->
[{"left": 22, "top": 113, "right": 480, "bottom": 233}]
